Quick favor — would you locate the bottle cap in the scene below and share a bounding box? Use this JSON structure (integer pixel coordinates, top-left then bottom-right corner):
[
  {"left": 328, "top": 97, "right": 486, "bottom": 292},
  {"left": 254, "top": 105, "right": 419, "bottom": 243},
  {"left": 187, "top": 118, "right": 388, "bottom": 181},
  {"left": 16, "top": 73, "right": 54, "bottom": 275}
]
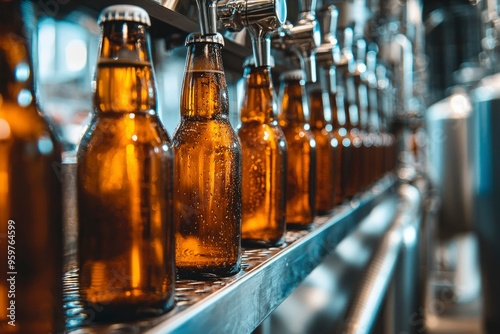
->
[
  {"left": 98, "top": 5, "right": 151, "bottom": 26},
  {"left": 279, "top": 69, "right": 304, "bottom": 81},
  {"left": 185, "top": 32, "right": 225, "bottom": 46}
]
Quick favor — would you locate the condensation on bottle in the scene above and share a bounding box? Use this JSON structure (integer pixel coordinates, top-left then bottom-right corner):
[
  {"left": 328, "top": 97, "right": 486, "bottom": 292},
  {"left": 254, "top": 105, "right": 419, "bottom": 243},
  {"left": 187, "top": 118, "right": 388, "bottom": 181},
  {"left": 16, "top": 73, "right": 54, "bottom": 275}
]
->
[
  {"left": 238, "top": 58, "right": 287, "bottom": 247},
  {"left": 77, "top": 5, "right": 175, "bottom": 322},
  {"left": 173, "top": 32, "right": 242, "bottom": 278},
  {"left": 278, "top": 70, "right": 316, "bottom": 228}
]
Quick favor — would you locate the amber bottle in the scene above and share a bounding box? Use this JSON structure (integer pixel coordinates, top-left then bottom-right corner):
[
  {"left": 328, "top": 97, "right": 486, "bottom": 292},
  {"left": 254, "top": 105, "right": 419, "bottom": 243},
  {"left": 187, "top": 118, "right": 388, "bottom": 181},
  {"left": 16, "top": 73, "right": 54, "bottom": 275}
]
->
[
  {"left": 308, "top": 83, "right": 337, "bottom": 214},
  {"left": 0, "top": 1, "right": 63, "bottom": 332},
  {"left": 173, "top": 33, "right": 242, "bottom": 278},
  {"left": 238, "top": 61, "right": 287, "bottom": 246},
  {"left": 77, "top": 5, "right": 175, "bottom": 321},
  {"left": 278, "top": 70, "right": 316, "bottom": 228}
]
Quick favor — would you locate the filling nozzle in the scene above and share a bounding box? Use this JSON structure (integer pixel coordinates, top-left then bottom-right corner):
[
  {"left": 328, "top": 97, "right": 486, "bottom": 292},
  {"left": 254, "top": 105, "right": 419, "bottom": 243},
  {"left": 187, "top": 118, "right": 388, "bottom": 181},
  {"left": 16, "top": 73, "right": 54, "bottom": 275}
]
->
[
  {"left": 271, "top": 0, "right": 320, "bottom": 82},
  {"left": 196, "top": 0, "right": 218, "bottom": 36},
  {"left": 338, "top": 27, "right": 355, "bottom": 74},
  {"left": 366, "top": 48, "right": 378, "bottom": 88},
  {"left": 315, "top": 5, "right": 341, "bottom": 94},
  {"left": 354, "top": 37, "right": 367, "bottom": 78},
  {"left": 218, "top": 0, "right": 287, "bottom": 67},
  {"left": 298, "top": 0, "right": 316, "bottom": 20}
]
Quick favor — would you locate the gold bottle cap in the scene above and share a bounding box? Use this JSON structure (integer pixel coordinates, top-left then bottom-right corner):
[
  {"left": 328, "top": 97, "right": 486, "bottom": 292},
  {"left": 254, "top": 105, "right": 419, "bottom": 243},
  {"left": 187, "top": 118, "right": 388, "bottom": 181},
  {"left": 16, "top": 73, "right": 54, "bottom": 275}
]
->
[
  {"left": 185, "top": 32, "right": 225, "bottom": 46},
  {"left": 98, "top": 5, "right": 151, "bottom": 26},
  {"left": 279, "top": 69, "right": 304, "bottom": 81}
]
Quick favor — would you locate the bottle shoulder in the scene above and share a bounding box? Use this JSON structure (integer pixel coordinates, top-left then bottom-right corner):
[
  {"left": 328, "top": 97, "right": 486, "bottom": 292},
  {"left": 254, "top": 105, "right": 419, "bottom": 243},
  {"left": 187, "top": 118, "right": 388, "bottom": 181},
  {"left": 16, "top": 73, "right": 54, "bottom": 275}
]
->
[
  {"left": 78, "top": 112, "right": 172, "bottom": 156},
  {"left": 311, "top": 127, "right": 336, "bottom": 143},
  {"left": 172, "top": 118, "right": 240, "bottom": 149},
  {"left": 280, "top": 123, "right": 315, "bottom": 142},
  {"left": 237, "top": 122, "right": 287, "bottom": 150},
  {"left": 1, "top": 103, "right": 49, "bottom": 136}
]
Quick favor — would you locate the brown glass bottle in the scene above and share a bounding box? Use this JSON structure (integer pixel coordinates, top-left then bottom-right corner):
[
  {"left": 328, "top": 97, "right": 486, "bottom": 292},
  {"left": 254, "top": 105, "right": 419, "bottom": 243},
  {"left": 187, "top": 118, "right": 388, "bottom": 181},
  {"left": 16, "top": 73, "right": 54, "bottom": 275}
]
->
[
  {"left": 77, "top": 5, "right": 175, "bottom": 322},
  {"left": 173, "top": 33, "right": 242, "bottom": 278},
  {"left": 238, "top": 62, "right": 286, "bottom": 247},
  {"left": 308, "top": 84, "right": 337, "bottom": 214},
  {"left": 278, "top": 70, "right": 316, "bottom": 228},
  {"left": 0, "top": 1, "right": 63, "bottom": 332}
]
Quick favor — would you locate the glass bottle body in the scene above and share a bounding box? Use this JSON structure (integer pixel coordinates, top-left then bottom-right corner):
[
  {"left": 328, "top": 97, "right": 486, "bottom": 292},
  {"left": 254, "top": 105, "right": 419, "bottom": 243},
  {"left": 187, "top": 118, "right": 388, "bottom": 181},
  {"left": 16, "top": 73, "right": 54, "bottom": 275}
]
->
[
  {"left": 173, "top": 40, "right": 242, "bottom": 278},
  {"left": 279, "top": 77, "right": 316, "bottom": 228},
  {"left": 77, "top": 21, "right": 175, "bottom": 321},
  {"left": 0, "top": 1, "right": 63, "bottom": 332},
  {"left": 309, "top": 88, "right": 337, "bottom": 214},
  {"left": 238, "top": 66, "right": 286, "bottom": 246}
]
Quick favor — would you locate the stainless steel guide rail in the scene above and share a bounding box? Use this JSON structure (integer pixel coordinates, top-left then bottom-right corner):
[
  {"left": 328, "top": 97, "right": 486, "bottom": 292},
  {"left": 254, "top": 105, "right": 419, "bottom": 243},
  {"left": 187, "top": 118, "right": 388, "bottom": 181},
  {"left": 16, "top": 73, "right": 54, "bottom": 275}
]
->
[{"left": 67, "top": 176, "right": 398, "bottom": 334}]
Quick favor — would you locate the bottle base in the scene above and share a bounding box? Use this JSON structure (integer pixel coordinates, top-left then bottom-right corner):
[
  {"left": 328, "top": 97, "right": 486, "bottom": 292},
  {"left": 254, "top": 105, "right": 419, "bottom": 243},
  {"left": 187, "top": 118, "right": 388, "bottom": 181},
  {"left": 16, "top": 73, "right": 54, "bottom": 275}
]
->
[
  {"left": 242, "top": 236, "right": 285, "bottom": 248},
  {"left": 316, "top": 208, "right": 335, "bottom": 216},
  {"left": 79, "top": 297, "right": 175, "bottom": 324},
  {"left": 286, "top": 222, "right": 315, "bottom": 230},
  {"left": 176, "top": 263, "right": 241, "bottom": 280}
]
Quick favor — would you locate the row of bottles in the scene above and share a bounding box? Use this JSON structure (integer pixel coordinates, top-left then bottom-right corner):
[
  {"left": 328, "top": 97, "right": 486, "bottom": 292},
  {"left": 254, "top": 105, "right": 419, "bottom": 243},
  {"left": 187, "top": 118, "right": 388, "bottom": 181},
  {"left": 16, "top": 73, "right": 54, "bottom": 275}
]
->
[{"left": 0, "top": 0, "right": 400, "bottom": 331}]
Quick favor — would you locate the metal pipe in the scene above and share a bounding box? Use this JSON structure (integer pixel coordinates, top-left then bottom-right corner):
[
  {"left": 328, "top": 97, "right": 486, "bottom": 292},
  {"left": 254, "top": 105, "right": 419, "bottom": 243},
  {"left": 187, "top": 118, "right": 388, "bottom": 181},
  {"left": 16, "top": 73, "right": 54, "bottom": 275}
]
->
[{"left": 196, "top": 0, "right": 218, "bottom": 35}]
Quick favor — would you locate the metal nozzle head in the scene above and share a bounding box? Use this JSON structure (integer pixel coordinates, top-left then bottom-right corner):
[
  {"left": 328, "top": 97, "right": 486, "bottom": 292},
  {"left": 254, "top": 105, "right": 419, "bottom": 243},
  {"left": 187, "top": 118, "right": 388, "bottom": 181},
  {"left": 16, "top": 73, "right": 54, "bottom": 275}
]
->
[
  {"left": 218, "top": 0, "right": 287, "bottom": 67},
  {"left": 315, "top": 5, "right": 341, "bottom": 67},
  {"left": 317, "top": 5, "right": 338, "bottom": 44},
  {"left": 195, "top": 0, "right": 218, "bottom": 36},
  {"left": 298, "top": 0, "right": 317, "bottom": 15}
]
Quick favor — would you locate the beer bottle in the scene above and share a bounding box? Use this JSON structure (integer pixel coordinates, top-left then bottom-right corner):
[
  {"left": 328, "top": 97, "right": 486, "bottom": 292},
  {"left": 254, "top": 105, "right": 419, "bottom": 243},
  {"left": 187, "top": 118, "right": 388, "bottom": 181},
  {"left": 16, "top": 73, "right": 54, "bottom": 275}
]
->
[
  {"left": 238, "top": 58, "right": 287, "bottom": 246},
  {"left": 173, "top": 33, "right": 242, "bottom": 278},
  {"left": 308, "top": 83, "right": 337, "bottom": 214},
  {"left": 77, "top": 5, "right": 175, "bottom": 321},
  {"left": 278, "top": 70, "right": 316, "bottom": 228},
  {"left": 0, "top": 0, "right": 63, "bottom": 332}
]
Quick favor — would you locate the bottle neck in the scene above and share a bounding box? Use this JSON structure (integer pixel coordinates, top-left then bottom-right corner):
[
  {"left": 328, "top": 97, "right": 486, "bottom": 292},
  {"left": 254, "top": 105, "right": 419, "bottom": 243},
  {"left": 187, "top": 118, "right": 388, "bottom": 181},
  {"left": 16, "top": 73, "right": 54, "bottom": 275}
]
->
[
  {"left": 95, "top": 21, "right": 156, "bottom": 114},
  {"left": 308, "top": 85, "right": 330, "bottom": 128},
  {"left": 240, "top": 65, "right": 276, "bottom": 124},
  {"left": 279, "top": 79, "right": 308, "bottom": 124},
  {"left": 0, "top": 0, "right": 35, "bottom": 106},
  {"left": 181, "top": 42, "right": 229, "bottom": 119}
]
